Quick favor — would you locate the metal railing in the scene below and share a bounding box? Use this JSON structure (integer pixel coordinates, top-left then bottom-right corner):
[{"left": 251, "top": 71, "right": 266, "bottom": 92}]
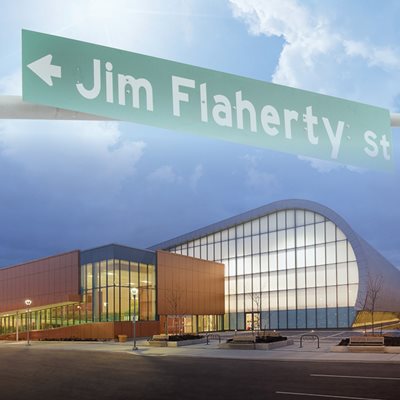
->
[
  {"left": 299, "top": 334, "right": 320, "bottom": 349},
  {"left": 206, "top": 333, "right": 222, "bottom": 345}
]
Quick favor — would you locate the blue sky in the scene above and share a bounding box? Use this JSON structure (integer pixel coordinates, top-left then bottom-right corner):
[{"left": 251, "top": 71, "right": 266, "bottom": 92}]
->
[{"left": 1, "top": 0, "right": 400, "bottom": 268}]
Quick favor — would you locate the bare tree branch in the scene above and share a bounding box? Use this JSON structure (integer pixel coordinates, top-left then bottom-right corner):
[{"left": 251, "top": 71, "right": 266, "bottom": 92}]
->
[
  {"left": 356, "top": 272, "right": 384, "bottom": 334},
  {"left": 248, "top": 292, "right": 261, "bottom": 333},
  {"left": 166, "top": 290, "right": 183, "bottom": 335}
]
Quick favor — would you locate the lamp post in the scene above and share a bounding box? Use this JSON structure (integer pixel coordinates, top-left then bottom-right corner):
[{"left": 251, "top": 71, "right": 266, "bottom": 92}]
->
[
  {"left": 16, "top": 311, "right": 19, "bottom": 342},
  {"left": 77, "top": 305, "right": 82, "bottom": 324},
  {"left": 24, "top": 299, "right": 32, "bottom": 346},
  {"left": 131, "top": 288, "right": 138, "bottom": 351}
]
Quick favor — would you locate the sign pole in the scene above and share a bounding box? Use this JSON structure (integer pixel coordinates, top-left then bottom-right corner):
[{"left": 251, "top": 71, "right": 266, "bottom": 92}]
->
[{"left": 24, "top": 299, "right": 32, "bottom": 346}]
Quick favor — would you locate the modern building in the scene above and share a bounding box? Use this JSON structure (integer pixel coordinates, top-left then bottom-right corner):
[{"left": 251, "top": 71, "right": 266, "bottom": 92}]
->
[
  {"left": 1, "top": 199, "right": 400, "bottom": 340},
  {"left": 0, "top": 245, "right": 224, "bottom": 340},
  {"left": 150, "top": 199, "right": 400, "bottom": 331}
]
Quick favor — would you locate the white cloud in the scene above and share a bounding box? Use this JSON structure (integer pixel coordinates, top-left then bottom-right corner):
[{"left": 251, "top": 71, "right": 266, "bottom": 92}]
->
[
  {"left": 0, "top": 69, "right": 21, "bottom": 95},
  {"left": 242, "top": 153, "right": 278, "bottom": 189},
  {"left": 0, "top": 119, "right": 145, "bottom": 196},
  {"left": 246, "top": 166, "right": 276, "bottom": 187},
  {"left": 229, "top": 0, "right": 400, "bottom": 109},
  {"left": 343, "top": 40, "right": 400, "bottom": 70},
  {"left": 190, "top": 164, "right": 203, "bottom": 191},
  {"left": 147, "top": 163, "right": 204, "bottom": 189},
  {"left": 1, "top": 1, "right": 199, "bottom": 97},
  {"left": 297, "top": 155, "right": 366, "bottom": 174},
  {"left": 147, "top": 165, "right": 182, "bottom": 184},
  {"left": 12, "top": 0, "right": 199, "bottom": 61}
]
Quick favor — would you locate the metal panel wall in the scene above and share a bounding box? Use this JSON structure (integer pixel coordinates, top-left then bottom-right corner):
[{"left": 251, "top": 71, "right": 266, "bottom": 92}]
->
[
  {"left": 0, "top": 251, "right": 80, "bottom": 313},
  {"left": 156, "top": 251, "right": 224, "bottom": 316}
]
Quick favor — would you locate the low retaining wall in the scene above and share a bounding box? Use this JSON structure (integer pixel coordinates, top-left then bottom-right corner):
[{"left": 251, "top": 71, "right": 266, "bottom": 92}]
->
[
  {"left": 331, "top": 345, "right": 400, "bottom": 354},
  {"left": 149, "top": 337, "right": 207, "bottom": 347},
  {"left": 0, "top": 321, "right": 160, "bottom": 341},
  {"left": 219, "top": 339, "right": 294, "bottom": 350}
]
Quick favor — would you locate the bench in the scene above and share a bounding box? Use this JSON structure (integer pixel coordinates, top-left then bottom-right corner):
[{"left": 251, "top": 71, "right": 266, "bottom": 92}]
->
[
  {"left": 221, "top": 334, "right": 256, "bottom": 350},
  {"left": 258, "top": 330, "right": 280, "bottom": 338},
  {"left": 232, "top": 335, "right": 256, "bottom": 343},
  {"left": 349, "top": 336, "right": 384, "bottom": 346},
  {"left": 151, "top": 334, "right": 169, "bottom": 341}
]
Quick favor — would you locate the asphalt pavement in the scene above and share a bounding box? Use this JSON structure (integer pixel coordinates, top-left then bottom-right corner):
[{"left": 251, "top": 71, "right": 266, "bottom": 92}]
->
[{"left": 0, "top": 344, "right": 399, "bottom": 400}]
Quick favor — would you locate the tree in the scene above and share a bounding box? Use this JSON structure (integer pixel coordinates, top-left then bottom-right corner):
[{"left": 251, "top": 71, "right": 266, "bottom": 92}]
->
[
  {"left": 166, "top": 289, "right": 183, "bottom": 335},
  {"left": 366, "top": 273, "right": 384, "bottom": 334},
  {"left": 248, "top": 292, "right": 262, "bottom": 333},
  {"left": 356, "top": 272, "right": 384, "bottom": 335}
]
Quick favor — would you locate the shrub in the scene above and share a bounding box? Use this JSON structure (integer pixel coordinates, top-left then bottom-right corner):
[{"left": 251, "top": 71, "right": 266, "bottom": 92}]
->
[
  {"left": 256, "top": 335, "right": 287, "bottom": 343},
  {"left": 168, "top": 334, "right": 204, "bottom": 342},
  {"left": 384, "top": 336, "right": 400, "bottom": 346}
]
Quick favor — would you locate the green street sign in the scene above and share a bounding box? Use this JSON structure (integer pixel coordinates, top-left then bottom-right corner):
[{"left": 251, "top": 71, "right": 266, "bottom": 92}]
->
[{"left": 22, "top": 29, "right": 392, "bottom": 170}]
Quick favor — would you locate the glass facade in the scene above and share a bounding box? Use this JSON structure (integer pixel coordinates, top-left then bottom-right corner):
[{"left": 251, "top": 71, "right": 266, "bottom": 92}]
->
[
  {"left": 0, "top": 243, "right": 225, "bottom": 336},
  {"left": 0, "top": 252, "right": 158, "bottom": 336},
  {"left": 167, "top": 209, "right": 360, "bottom": 330},
  {"left": 81, "top": 258, "right": 156, "bottom": 323},
  {"left": 165, "top": 315, "right": 223, "bottom": 334},
  {"left": 0, "top": 303, "right": 82, "bottom": 336}
]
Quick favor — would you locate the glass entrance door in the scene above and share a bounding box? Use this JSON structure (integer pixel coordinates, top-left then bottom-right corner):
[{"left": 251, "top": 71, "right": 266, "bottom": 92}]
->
[{"left": 246, "top": 312, "right": 260, "bottom": 331}]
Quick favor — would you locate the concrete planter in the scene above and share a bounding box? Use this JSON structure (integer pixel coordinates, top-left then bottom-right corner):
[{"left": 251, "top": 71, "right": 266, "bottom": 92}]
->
[
  {"left": 330, "top": 345, "right": 350, "bottom": 353},
  {"left": 149, "top": 337, "right": 207, "bottom": 347},
  {"left": 384, "top": 346, "right": 400, "bottom": 353},
  {"left": 148, "top": 340, "right": 168, "bottom": 347},
  {"left": 152, "top": 334, "right": 169, "bottom": 341},
  {"left": 219, "top": 339, "right": 293, "bottom": 350},
  {"left": 331, "top": 345, "right": 400, "bottom": 353},
  {"left": 349, "top": 346, "right": 385, "bottom": 353},
  {"left": 166, "top": 338, "right": 207, "bottom": 347},
  {"left": 260, "top": 339, "right": 294, "bottom": 350}
]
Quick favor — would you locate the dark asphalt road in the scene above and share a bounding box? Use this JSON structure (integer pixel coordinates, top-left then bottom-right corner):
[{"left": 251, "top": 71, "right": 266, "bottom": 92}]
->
[{"left": 0, "top": 347, "right": 399, "bottom": 400}]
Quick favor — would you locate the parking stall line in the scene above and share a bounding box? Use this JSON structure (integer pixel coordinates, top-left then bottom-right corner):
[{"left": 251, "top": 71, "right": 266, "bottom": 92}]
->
[
  {"left": 276, "top": 391, "right": 384, "bottom": 400},
  {"left": 310, "top": 374, "right": 400, "bottom": 381}
]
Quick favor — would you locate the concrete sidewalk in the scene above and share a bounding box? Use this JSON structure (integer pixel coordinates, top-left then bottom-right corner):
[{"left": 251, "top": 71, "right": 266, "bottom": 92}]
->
[{"left": 2, "top": 336, "right": 400, "bottom": 364}]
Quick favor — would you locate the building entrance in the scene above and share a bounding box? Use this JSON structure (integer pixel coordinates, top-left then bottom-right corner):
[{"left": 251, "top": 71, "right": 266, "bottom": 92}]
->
[{"left": 245, "top": 312, "right": 260, "bottom": 331}]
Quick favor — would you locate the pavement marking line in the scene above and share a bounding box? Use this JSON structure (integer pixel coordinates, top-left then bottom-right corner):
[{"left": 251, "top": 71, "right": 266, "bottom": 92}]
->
[
  {"left": 275, "top": 391, "right": 384, "bottom": 400},
  {"left": 311, "top": 374, "right": 400, "bottom": 381}
]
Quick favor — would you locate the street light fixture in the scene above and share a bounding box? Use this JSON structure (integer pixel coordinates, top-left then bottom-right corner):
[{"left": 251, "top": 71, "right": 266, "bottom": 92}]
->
[
  {"left": 24, "top": 299, "right": 32, "bottom": 346},
  {"left": 131, "top": 288, "right": 138, "bottom": 351},
  {"left": 76, "top": 305, "right": 82, "bottom": 324}
]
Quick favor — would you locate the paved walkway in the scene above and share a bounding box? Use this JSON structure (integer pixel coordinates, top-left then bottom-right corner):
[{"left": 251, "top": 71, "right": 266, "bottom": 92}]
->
[{"left": 2, "top": 333, "right": 400, "bottom": 364}]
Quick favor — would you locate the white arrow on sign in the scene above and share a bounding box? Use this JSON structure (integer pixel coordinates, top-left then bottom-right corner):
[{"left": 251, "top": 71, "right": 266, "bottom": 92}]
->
[{"left": 27, "top": 54, "right": 62, "bottom": 86}]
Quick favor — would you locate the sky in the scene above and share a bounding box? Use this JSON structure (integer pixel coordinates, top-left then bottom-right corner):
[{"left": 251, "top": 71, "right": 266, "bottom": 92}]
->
[{"left": 1, "top": 0, "right": 400, "bottom": 268}]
